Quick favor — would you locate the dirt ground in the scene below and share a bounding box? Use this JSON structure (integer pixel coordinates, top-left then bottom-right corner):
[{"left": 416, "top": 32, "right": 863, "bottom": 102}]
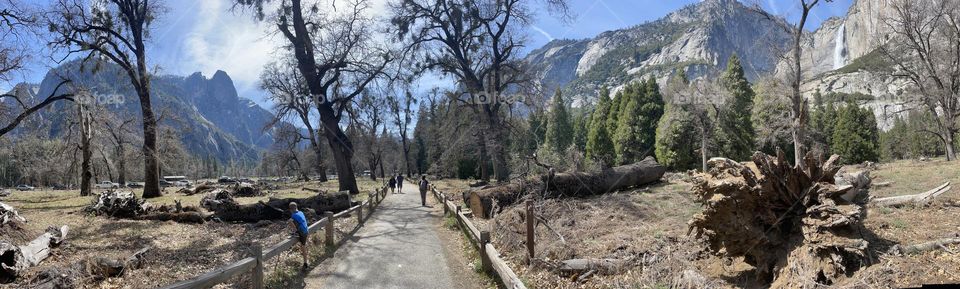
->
[
  {"left": 432, "top": 158, "right": 960, "bottom": 288},
  {"left": 0, "top": 178, "right": 382, "bottom": 289}
]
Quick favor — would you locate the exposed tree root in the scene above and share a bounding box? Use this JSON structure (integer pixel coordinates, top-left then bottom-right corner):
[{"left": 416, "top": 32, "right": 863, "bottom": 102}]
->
[
  {"left": 689, "top": 151, "right": 873, "bottom": 288},
  {"left": 887, "top": 236, "right": 960, "bottom": 255}
]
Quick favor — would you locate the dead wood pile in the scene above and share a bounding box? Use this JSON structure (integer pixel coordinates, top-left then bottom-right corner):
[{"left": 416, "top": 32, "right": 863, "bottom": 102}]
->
[
  {"left": 85, "top": 191, "right": 145, "bottom": 218},
  {"left": 177, "top": 184, "right": 217, "bottom": 196},
  {"left": 0, "top": 226, "right": 69, "bottom": 283},
  {"left": 85, "top": 191, "right": 206, "bottom": 223},
  {"left": 689, "top": 151, "right": 873, "bottom": 288},
  {"left": 27, "top": 247, "right": 151, "bottom": 289},
  {"left": 201, "top": 190, "right": 350, "bottom": 223},
  {"left": 469, "top": 157, "right": 666, "bottom": 218}
]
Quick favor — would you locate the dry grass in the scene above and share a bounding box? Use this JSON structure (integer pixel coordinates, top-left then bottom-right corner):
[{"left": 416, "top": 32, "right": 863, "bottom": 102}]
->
[
  {"left": 441, "top": 159, "right": 960, "bottom": 288},
  {"left": 0, "top": 178, "right": 381, "bottom": 289}
]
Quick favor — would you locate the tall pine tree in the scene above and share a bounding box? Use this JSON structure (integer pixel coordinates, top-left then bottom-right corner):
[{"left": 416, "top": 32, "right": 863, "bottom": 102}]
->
[
  {"left": 614, "top": 78, "right": 664, "bottom": 164},
  {"left": 587, "top": 87, "right": 616, "bottom": 164},
  {"left": 832, "top": 101, "right": 879, "bottom": 164},
  {"left": 656, "top": 70, "right": 699, "bottom": 170},
  {"left": 715, "top": 55, "right": 756, "bottom": 161},
  {"left": 544, "top": 89, "right": 574, "bottom": 154}
]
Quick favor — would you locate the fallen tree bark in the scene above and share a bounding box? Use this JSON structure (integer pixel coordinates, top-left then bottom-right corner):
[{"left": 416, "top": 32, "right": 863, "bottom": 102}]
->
[
  {"left": 870, "top": 182, "right": 951, "bottom": 207},
  {"left": 0, "top": 226, "right": 69, "bottom": 282},
  {"left": 689, "top": 151, "right": 872, "bottom": 288},
  {"left": 201, "top": 190, "right": 350, "bottom": 222},
  {"left": 469, "top": 157, "right": 666, "bottom": 218},
  {"left": 887, "top": 237, "right": 960, "bottom": 255},
  {"left": 0, "top": 202, "right": 25, "bottom": 228},
  {"left": 28, "top": 246, "right": 151, "bottom": 289}
]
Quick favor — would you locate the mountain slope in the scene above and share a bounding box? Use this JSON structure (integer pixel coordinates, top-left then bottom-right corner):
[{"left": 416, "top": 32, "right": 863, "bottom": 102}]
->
[
  {"left": 24, "top": 61, "right": 277, "bottom": 162},
  {"left": 525, "top": 0, "right": 794, "bottom": 99}
]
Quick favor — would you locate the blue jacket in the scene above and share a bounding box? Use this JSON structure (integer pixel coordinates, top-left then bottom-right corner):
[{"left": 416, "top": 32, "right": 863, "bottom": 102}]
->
[{"left": 291, "top": 211, "right": 308, "bottom": 234}]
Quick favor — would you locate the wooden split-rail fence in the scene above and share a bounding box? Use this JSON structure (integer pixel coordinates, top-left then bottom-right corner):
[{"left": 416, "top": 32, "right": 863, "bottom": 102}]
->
[
  {"left": 430, "top": 186, "right": 531, "bottom": 289},
  {"left": 160, "top": 186, "right": 389, "bottom": 289}
]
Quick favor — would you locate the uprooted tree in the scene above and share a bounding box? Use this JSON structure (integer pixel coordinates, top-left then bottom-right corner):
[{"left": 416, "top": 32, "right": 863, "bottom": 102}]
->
[
  {"left": 689, "top": 151, "right": 872, "bottom": 288},
  {"left": 469, "top": 156, "right": 666, "bottom": 218}
]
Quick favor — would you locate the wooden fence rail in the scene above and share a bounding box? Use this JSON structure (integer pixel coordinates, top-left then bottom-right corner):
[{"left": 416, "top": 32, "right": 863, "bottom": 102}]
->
[
  {"left": 161, "top": 186, "right": 389, "bottom": 289},
  {"left": 431, "top": 186, "right": 528, "bottom": 289}
]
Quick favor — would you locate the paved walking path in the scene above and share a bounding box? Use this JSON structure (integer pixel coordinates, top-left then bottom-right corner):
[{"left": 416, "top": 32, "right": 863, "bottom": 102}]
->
[{"left": 303, "top": 182, "right": 454, "bottom": 289}]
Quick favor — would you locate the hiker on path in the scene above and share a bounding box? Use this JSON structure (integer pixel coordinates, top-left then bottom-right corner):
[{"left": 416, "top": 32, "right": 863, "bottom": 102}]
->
[
  {"left": 396, "top": 174, "right": 404, "bottom": 191},
  {"left": 388, "top": 176, "right": 397, "bottom": 194},
  {"left": 419, "top": 175, "right": 429, "bottom": 207},
  {"left": 289, "top": 202, "right": 310, "bottom": 270}
]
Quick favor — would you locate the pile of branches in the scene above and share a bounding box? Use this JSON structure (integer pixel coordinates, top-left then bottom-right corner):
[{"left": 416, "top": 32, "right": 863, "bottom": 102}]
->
[
  {"left": 689, "top": 151, "right": 873, "bottom": 288},
  {"left": 28, "top": 247, "right": 151, "bottom": 289},
  {"left": 85, "top": 191, "right": 145, "bottom": 218},
  {"left": 85, "top": 191, "right": 206, "bottom": 223}
]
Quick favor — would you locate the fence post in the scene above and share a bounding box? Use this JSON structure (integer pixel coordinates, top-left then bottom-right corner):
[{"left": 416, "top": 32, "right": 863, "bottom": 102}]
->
[
  {"left": 526, "top": 199, "right": 535, "bottom": 265},
  {"left": 443, "top": 195, "right": 449, "bottom": 215},
  {"left": 358, "top": 203, "right": 364, "bottom": 223},
  {"left": 368, "top": 193, "right": 375, "bottom": 212},
  {"left": 252, "top": 243, "right": 263, "bottom": 289},
  {"left": 324, "top": 211, "right": 335, "bottom": 247},
  {"left": 480, "top": 231, "right": 492, "bottom": 273}
]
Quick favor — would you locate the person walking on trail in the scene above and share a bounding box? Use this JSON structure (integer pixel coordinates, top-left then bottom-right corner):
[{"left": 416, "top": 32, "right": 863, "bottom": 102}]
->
[
  {"left": 396, "top": 174, "right": 404, "bottom": 191},
  {"left": 388, "top": 177, "right": 397, "bottom": 194},
  {"left": 419, "top": 175, "right": 430, "bottom": 207},
  {"left": 288, "top": 202, "right": 310, "bottom": 270}
]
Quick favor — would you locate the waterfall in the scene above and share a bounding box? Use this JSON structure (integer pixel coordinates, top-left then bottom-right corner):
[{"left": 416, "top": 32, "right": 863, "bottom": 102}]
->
[{"left": 833, "top": 22, "right": 847, "bottom": 69}]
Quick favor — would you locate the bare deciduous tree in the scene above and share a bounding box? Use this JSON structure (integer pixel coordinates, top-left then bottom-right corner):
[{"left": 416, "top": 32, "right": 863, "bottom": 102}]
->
[
  {"left": 48, "top": 0, "right": 165, "bottom": 197},
  {"left": 236, "top": 0, "right": 394, "bottom": 194},
  {"left": 881, "top": 0, "right": 960, "bottom": 160},
  {"left": 391, "top": 0, "right": 568, "bottom": 182},
  {"left": 261, "top": 60, "right": 329, "bottom": 182},
  {"left": 389, "top": 90, "right": 415, "bottom": 177}
]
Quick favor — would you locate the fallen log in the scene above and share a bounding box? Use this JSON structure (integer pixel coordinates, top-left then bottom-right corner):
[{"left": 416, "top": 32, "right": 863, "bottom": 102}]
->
[
  {"left": 201, "top": 190, "right": 350, "bottom": 222},
  {"left": 29, "top": 246, "right": 151, "bottom": 289},
  {"left": 870, "top": 182, "right": 951, "bottom": 207},
  {"left": 0, "top": 226, "right": 69, "bottom": 282},
  {"left": 689, "top": 151, "right": 871, "bottom": 288},
  {"left": 887, "top": 237, "right": 960, "bottom": 255},
  {"left": 469, "top": 157, "right": 666, "bottom": 218},
  {"left": 556, "top": 258, "right": 626, "bottom": 276}
]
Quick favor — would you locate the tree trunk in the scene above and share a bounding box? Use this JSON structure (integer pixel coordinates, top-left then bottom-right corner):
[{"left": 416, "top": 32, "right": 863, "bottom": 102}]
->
[
  {"left": 79, "top": 102, "right": 93, "bottom": 197},
  {"left": 486, "top": 116, "right": 511, "bottom": 182},
  {"left": 944, "top": 130, "right": 956, "bottom": 161},
  {"left": 322, "top": 119, "right": 359, "bottom": 194},
  {"left": 791, "top": 4, "right": 813, "bottom": 170},
  {"left": 700, "top": 126, "right": 708, "bottom": 172},
  {"left": 368, "top": 157, "right": 378, "bottom": 181},
  {"left": 307, "top": 127, "right": 329, "bottom": 182},
  {"left": 477, "top": 130, "right": 490, "bottom": 181},
  {"left": 116, "top": 144, "right": 126, "bottom": 185},
  {"left": 469, "top": 157, "right": 666, "bottom": 218},
  {"left": 139, "top": 91, "right": 161, "bottom": 198}
]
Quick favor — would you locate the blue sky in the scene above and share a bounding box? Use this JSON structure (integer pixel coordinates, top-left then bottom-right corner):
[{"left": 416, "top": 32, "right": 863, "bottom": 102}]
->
[{"left": 6, "top": 0, "right": 853, "bottom": 107}]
